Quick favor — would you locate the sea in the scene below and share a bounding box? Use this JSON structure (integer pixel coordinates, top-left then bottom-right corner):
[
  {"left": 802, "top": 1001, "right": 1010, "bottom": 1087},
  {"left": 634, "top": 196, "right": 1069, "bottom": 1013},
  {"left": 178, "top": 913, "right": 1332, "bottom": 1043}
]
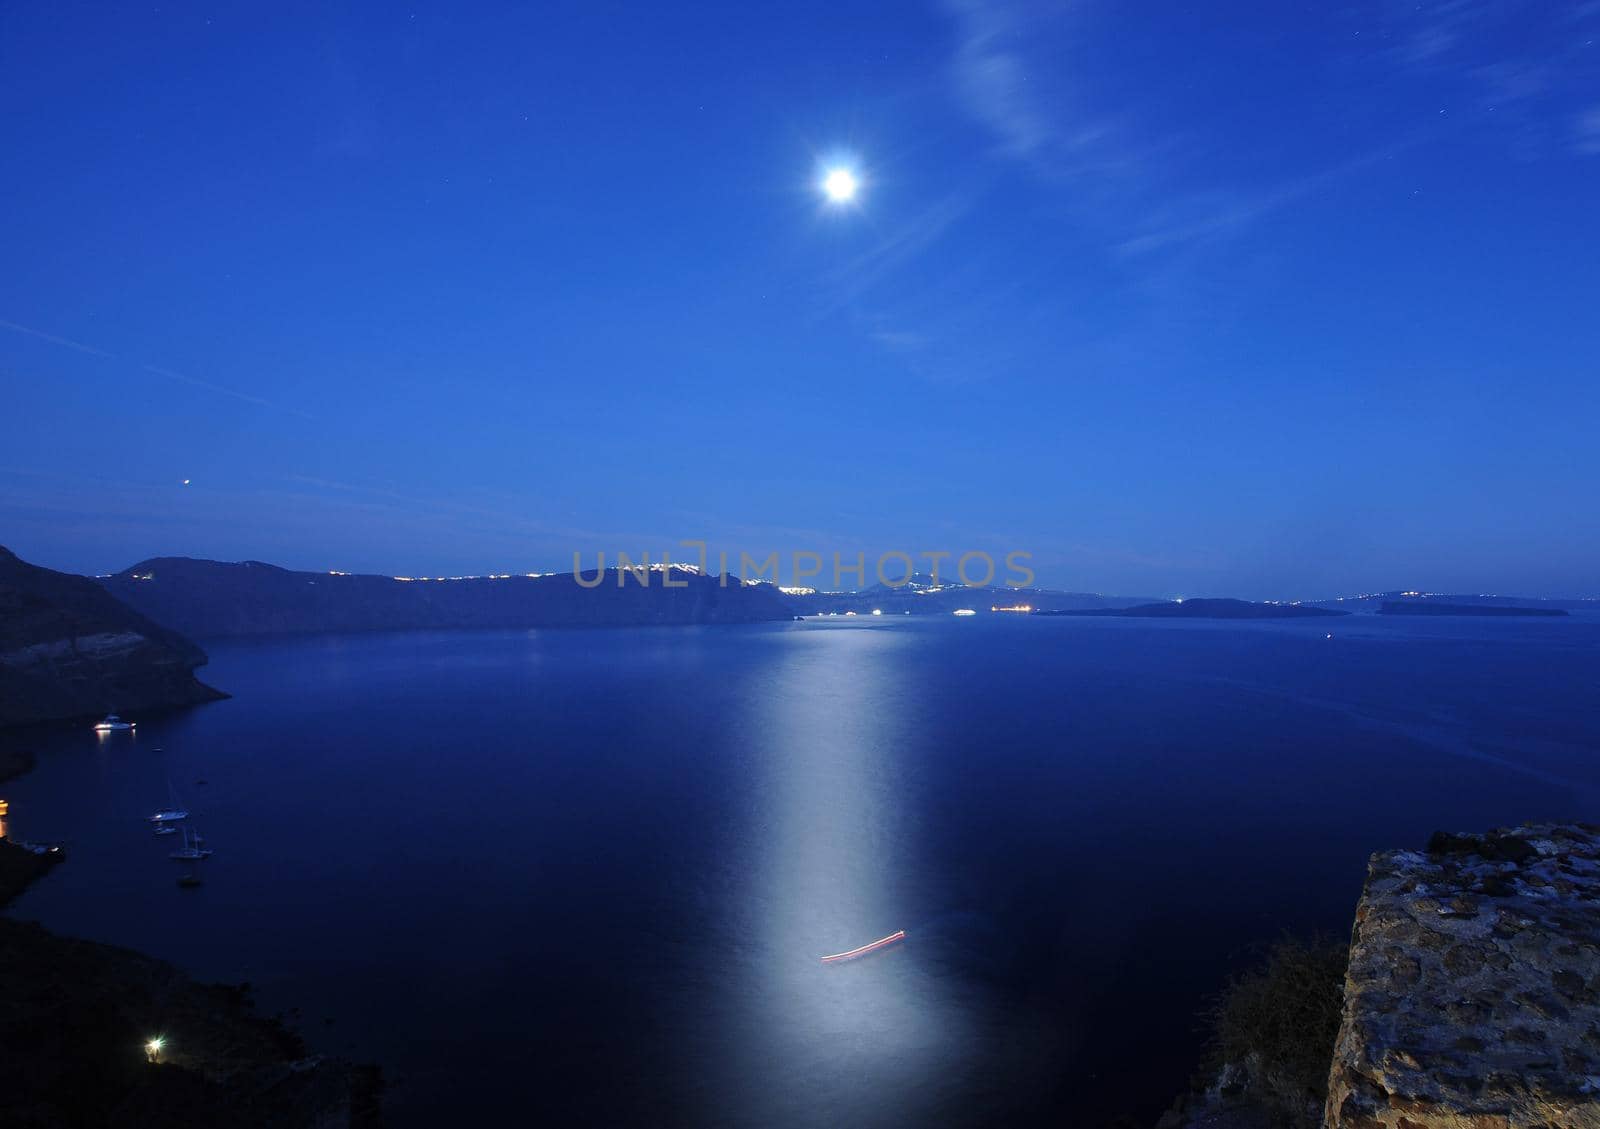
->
[{"left": 5, "top": 613, "right": 1597, "bottom": 1126}]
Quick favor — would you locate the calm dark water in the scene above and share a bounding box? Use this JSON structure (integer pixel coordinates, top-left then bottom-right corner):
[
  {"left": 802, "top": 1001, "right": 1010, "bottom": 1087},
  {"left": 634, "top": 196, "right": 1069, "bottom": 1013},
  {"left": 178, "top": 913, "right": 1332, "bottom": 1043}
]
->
[{"left": 5, "top": 615, "right": 1598, "bottom": 1126}]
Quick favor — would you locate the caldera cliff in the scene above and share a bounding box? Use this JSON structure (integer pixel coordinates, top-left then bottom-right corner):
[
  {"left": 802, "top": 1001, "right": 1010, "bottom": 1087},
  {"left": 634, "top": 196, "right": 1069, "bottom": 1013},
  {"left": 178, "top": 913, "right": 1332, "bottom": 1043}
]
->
[{"left": 99, "top": 557, "right": 798, "bottom": 639}]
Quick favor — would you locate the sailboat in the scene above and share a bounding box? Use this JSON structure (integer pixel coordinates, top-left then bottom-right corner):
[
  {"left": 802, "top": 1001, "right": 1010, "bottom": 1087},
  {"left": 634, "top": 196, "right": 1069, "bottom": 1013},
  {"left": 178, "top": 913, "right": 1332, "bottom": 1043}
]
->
[
  {"left": 168, "top": 826, "right": 214, "bottom": 861},
  {"left": 149, "top": 781, "right": 189, "bottom": 824}
]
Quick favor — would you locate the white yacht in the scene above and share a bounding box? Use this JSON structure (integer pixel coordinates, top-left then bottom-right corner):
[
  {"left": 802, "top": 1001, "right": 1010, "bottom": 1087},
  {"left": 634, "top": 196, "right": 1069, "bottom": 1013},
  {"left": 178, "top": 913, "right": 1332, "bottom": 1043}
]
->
[{"left": 94, "top": 714, "right": 136, "bottom": 732}]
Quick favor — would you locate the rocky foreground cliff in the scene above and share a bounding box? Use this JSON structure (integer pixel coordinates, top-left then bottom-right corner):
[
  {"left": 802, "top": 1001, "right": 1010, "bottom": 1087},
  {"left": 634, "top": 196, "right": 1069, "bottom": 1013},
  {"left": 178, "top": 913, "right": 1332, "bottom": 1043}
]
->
[
  {"left": 1325, "top": 823, "right": 1600, "bottom": 1128},
  {"left": 1162, "top": 824, "right": 1600, "bottom": 1129},
  {"left": 0, "top": 547, "right": 224, "bottom": 729},
  {"left": 100, "top": 557, "right": 798, "bottom": 638}
]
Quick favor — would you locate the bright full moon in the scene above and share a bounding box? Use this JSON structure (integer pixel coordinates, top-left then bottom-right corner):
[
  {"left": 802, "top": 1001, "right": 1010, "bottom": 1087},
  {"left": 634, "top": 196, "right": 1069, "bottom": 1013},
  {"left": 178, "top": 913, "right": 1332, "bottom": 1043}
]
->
[{"left": 822, "top": 168, "right": 859, "bottom": 202}]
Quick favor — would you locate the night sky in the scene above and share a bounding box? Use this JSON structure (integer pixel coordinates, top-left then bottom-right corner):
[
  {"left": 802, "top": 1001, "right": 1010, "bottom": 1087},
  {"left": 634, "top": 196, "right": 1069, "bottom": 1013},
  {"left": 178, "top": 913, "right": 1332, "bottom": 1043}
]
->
[{"left": 2, "top": 2, "right": 1597, "bottom": 598}]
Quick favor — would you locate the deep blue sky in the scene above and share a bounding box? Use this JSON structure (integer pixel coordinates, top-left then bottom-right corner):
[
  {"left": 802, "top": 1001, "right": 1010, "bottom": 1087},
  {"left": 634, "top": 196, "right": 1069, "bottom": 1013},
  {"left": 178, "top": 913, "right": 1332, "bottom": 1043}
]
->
[{"left": 2, "top": 2, "right": 1597, "bottom": 598}]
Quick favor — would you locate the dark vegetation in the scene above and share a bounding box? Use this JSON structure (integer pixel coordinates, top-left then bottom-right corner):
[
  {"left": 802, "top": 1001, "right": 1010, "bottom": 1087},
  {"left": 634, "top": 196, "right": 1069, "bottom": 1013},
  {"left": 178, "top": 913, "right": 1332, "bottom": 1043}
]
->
[{"left": 1199, "top": 936, "right": 1348, "bottom": 1127}]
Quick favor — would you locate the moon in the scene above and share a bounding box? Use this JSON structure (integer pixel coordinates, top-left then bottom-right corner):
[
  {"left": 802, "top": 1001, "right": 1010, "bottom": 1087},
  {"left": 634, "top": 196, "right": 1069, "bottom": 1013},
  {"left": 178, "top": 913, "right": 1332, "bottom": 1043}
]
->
[{"left": 822, "top": 167, "right": 859, "bottom": 203}]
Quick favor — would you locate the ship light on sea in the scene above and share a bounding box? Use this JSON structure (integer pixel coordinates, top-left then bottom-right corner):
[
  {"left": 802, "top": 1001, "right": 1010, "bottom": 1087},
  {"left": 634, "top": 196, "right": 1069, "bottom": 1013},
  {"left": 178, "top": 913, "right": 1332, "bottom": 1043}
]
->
[
  {"left": 952, "top": 608, "right": 977, "bottom": 616},
  {"left": 990, "top": 604, "right": 1033, "bottom": 613}
]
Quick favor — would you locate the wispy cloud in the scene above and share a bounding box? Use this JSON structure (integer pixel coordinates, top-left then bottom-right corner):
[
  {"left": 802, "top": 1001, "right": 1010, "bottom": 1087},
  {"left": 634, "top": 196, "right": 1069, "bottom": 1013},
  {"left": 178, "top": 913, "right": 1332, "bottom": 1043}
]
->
[
  {"left": 0, "top": 317, "right": 316, "bottom": 420},
  {"left": 281, "top": 474, "right": 672, "bottom": 549},
  {"left": 943, "top": 0, "right": 1596, "bottom": 255},
  {"left": 939, "top": 0, "right": 1277, "bottom": 263},
  {"left": 812, "top": 186, "right": 981, "bottom": 317},
  {"left": 945, "top": 0, "right": 1053, "bottom": 158},
  {"left": 1376, "top": 0, "right": 1600, "bottom": 157},
  {"left": 1115, "top": 143, "right": 1409, "bottom": 259},
  {"left": 0, "top": 318, "right": 115, "bottom": 359},
  {"left": 837, "top": 0, "right": 1593, "bottom": 382},
  {"left": 1574, "top": 106, "right": 1600, "bottom": 155},
  {"left": 867, "top": 329, "right": 928, "bottom": 352},
  {"left": 1387, "top": 0, "right": 1491, "bottom": 67},
  {"left": 140, "top": 363, "right": 308, "bottom": 418},
  {"left": 943, "top": 0, "right": 1130, "bottom": 180}
]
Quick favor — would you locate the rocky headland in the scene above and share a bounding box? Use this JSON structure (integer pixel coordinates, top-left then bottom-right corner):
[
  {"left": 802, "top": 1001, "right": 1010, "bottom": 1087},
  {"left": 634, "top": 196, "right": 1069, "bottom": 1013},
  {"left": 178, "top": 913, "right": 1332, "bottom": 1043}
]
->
[{"left": 0, "top": 546, "right": 225, "bottom": 730}]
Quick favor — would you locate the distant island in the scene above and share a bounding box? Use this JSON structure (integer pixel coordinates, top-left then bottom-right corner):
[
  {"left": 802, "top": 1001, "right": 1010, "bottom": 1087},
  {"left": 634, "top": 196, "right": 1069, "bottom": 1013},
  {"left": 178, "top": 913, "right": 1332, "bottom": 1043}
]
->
[
  {"left": 1378, "top": 601, "right": 1567, "bottom": 617},
  {"left": 1306, "top": 591, "right": 1594, "bottom": 614},
  {"left": 1034, "top": 598, "right": 1347, "bottom": 620}
]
